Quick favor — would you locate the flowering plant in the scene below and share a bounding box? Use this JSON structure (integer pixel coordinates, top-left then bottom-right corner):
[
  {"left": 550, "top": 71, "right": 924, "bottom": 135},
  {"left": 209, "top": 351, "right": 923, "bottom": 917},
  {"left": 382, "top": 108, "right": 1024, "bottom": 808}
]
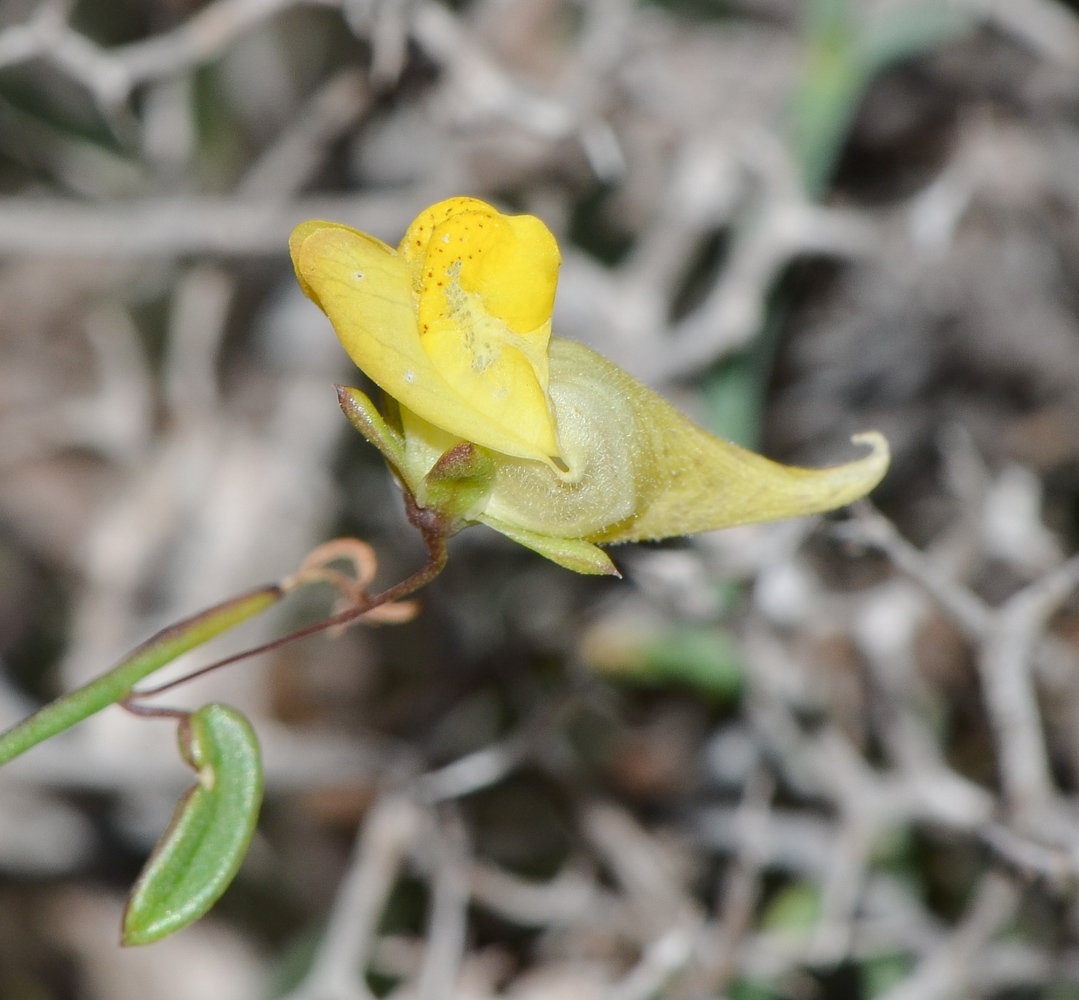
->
[
  {"left": 291, "top": 197, "right": 889, "bottom": 575},
  {"left": 0, "top": 198, "right": 889, "bottom": 948}
]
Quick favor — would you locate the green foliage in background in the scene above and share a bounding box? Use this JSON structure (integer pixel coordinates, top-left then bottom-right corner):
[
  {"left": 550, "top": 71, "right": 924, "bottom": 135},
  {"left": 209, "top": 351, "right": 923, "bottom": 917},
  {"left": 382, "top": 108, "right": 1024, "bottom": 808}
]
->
[{"left": 706, "top": 0, "right": 971, "bottom": 448}]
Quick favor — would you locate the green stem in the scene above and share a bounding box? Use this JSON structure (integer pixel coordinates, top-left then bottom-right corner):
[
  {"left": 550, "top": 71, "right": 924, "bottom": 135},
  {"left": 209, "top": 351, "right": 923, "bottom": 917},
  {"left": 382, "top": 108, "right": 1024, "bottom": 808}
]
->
[{"left": 0, "top": 585, "right": 282, "bottom": 766}]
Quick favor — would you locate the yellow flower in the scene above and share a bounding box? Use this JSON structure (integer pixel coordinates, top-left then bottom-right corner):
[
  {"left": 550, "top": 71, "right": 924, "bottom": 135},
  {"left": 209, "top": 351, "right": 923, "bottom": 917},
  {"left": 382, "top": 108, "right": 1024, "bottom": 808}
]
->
[
  {"left": 290, "top": 198, "right": 889, "bottom": 575},
  {"left": 291, "top": 197, "right": 561, "bottom": 465}
]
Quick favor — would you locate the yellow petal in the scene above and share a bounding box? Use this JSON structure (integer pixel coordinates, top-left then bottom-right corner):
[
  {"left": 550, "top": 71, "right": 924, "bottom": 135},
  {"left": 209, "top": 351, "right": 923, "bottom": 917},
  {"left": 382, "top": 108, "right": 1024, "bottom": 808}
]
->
[
  {"left": 399, "top": 196, "right": 493, "bottom": 270},
  {"left": 399, "top": 198, "right": 559, "bottom": 341},
  {"left": 290, "top": 220, "right": 559, "bottom": 465},
  {"left": 482, "top": 339, "right": 890, "bottom": 543},
  {"left": 420, "top": 320, "right": 558, "bottom": 457},
  {"left": 453, "top": 211, "right": 560, "bottom": 335},
  {"left": 400, "top": 197, "right": 561, "bottom": 458}
]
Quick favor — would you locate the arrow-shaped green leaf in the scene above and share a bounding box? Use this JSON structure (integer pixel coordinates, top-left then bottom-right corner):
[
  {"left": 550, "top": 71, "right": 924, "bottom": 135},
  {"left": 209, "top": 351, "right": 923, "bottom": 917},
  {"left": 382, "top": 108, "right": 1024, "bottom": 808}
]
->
[{"left": 122, "top": 703, "right": 263, "bottom": 945}]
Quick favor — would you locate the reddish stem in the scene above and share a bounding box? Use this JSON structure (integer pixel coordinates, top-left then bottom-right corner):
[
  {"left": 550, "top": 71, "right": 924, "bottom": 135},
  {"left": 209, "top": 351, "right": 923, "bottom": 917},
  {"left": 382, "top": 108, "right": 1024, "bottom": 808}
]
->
[
  {"left": 129, "top": 504, "right": 449, "bottom": 701},
  {"left": 120, "top": 698, "right": 190, "bottom": 721}
]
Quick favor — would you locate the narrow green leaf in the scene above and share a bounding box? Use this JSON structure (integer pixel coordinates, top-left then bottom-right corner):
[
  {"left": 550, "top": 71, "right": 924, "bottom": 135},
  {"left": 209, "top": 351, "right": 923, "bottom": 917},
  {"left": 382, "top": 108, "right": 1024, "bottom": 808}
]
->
[
  {"left": 123, "top": 703, "right": 263, "bottom": 946},
  {"left": 792, "top": 0, "right": 974, "bottom": 197},
  {"left": 860, "top": 4, "right": 973, "bottom": 76},
  {"left": 0, "top": 585, "right": 281, "bottom": 767}
]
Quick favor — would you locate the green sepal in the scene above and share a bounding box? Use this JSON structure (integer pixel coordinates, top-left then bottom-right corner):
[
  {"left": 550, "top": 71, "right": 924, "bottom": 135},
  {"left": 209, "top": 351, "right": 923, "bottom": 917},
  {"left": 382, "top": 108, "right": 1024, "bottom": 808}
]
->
[
  {"left": 122, "top": 703, "right": 263, "bottom": 946},
  {"left": 419, "top": 443, "right": 496, "bottom": 523},
  {"left": 336, "top": 385, "right": 412, "bottom": 487},
  {"left": 478, "top": 514, "right": 620, "bottom": 576}
]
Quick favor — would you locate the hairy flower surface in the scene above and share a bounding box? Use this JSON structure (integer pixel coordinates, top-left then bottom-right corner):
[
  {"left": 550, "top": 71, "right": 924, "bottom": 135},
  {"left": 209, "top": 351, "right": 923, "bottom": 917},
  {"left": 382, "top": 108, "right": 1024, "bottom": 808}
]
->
[{"left": 291, "top": 198, "right": 890, "bottom": 575}]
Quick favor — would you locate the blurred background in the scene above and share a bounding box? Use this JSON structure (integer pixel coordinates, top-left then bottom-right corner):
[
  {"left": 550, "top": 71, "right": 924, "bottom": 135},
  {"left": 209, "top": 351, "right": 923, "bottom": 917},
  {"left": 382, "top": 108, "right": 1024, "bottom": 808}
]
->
[{"left": 3, "top": 0, "right": 1079, "bottom": 997}]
